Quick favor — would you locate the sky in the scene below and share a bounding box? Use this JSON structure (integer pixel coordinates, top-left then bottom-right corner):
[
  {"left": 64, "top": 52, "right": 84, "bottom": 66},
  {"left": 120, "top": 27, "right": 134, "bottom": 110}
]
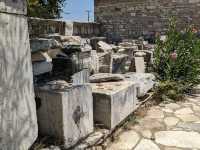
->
[{"left": 61, "top": 0, "right": 94, "bottom": 22}]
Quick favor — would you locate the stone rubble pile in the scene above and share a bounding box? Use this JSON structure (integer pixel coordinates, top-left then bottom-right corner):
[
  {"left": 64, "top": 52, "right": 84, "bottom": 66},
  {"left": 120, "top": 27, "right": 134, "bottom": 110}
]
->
[{"left": 29, "top": 34, "right": 156, "bottom": 149}]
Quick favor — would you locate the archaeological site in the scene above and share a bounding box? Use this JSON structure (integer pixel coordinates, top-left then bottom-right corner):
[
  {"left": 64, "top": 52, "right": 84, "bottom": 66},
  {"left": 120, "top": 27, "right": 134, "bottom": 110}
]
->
[{"left": 0, "top": 0, "right": 200, "bottom": 150}]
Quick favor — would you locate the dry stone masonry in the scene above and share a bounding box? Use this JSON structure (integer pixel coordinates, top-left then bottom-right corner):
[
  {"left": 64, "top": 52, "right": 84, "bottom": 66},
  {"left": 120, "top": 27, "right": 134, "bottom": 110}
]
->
[{"left": 94, "top": 0, "right": 200, "bottom": 38}]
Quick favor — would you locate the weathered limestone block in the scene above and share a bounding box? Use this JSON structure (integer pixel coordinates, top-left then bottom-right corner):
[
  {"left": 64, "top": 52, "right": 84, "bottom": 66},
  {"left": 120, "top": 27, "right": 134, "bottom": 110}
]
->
[
  {"left": 30, "top": 38, "right": 61, "bottom": 53},
  {"left": 98, "top": 52, "right": 113, "bottom": 73},
  {"left": 0, "top": 5, "right": 38, "bottom": 150},
  {"left": 97, "top": 41, "right": 112, "bottom": 52},
  {"left": 123, "top": 73, "right": 155, "bottom": 97},
  {"left": 35, "top": 84, "right": 94, "bottom": 148},
  {"left": 0, "top": 0, "right": 27, "bottom": 15},
  {"left": 72, "top": 69, "right": 90, "bottom": 85},
  {"left": 90, "top": 73, "right": 124, "bottom": 83},
  {"left": 32, "top": 61, "right": 53, "bottom": 76},
  {"left": 112, "top": 53, "right": 129, "bottom": 73},
  {"left": 91, "top": 81, "right": 138, "bottom": 129}
]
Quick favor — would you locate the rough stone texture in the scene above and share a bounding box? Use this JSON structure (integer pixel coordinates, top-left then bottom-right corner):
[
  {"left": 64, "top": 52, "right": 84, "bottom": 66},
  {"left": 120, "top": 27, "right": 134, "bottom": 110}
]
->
[
  {"left": 123, "top": 72, "right": 155, "bottom": 97},
  {"left": 32, "top": 61, "right": 53, "bottom": 76},
  {"left": 94, "top": 0, "right": 200, "bottom": 38},
  {"left": 135, "top": 139, "right": 160, "bottom": 150},
  {"left": 175, "top": 114, "right": 199, "bottom": 122},
  {"left": 146, "top": 107, "right": 165, "bottom": 119},
  {"left": 174, "top": 108, "right": 194, "bottom": 115},
  {"left": 35, "top": 84, "right": 94, "bottom": 149},
  {"left": 72, "top": 69, "right": 89, "bottom": 85},
  {"left": 164, "top": 117, "right": 180, "bottom": 126},
  {"left": 98, "top": 52, "right": 113, "bottom": 73},
  {"left": 107, "top": 131, "right": 140, "bottom": 150},
  {"left": 112, "top": 54, "right": 128, "bottom": 74},
  {"left": 177, "top": 122, "right": 200, "bottom": 132},
  {"left": 141, "top": 130, "right": 152, "bottom": 139},
  {"left": 91, "top": 81, "right": 137, "bottom": 129},
  {"left": 30, "top": 38, "right": 61, "bottom": 53},
  {"left": 0, "top": 1, "right": 38, "bottom": 149},
  {"left": 155, "top": 131, "right": 200, "bottom": 149},
  {"left": 89, "top": 73, "right": 124, "bottom": 83},
  {"left": 0, "top": 0, "right": 27, "bottom": 15}
]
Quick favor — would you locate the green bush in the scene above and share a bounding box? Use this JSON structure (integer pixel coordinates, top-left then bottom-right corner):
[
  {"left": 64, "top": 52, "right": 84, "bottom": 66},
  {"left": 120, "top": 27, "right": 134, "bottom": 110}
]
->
[{"left": 153, "top": 18, "right": 200, "bottom": 102}]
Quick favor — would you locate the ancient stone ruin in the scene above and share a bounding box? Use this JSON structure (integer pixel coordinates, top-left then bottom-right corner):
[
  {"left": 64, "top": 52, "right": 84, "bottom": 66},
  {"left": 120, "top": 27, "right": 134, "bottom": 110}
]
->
[{"left": 3, "top": 0, "right": 200, "bottom": 150}]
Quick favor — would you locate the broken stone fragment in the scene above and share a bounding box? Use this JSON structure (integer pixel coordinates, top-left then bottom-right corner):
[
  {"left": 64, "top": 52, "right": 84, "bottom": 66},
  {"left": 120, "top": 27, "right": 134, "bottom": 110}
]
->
[
  {"left": 72, "top": 69, "right": 90, "bottom": 85},
  {"left": 89, "top": 73, "right": 125, "bottom": 83},
  {"left": 135, "top": 51, "right": 147, "bottom": 57},
  {"left": 62, "top": 36, "right": 92, "bottom": 53},
  {"left": 38, "top": 80, "right": 69, "bottom": 91},
  {"left": 123, "top": 72, "right": 155, "bottom": 97},
  {"left": 97, "top": 41, "right": 112, "bottom": 52},
  {"left": 33, "top": 61, "right": 53, "bottom": 76},
  {"left": 91, "top": 81, "right": 138, "bottom": 129},
  {"left": 112, "top": 53, "right": 129, "bottom": 73},
  {"left": 31, "top": 51, "right": 52, "bottom": 62},
  {"left": 90, "top": 37, "right": 107, "bottom": 50},
  {"left": 46, "top": 48, "right": 67, "bottom": 59},
  {"left": 35, "top": 84, "right": 94, "bottom": 149},
  {"left": 30, "top": 38, "right": 61, "bottom": 52},
  {"left": 98, "top": 52, "right": 113, "bottom": 73}
]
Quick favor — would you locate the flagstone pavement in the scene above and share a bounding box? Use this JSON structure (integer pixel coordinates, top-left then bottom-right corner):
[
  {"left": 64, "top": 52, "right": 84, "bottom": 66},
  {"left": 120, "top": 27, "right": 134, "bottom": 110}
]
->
[{"left": 107, "top": 94, "right": 200, "bottom": 150}]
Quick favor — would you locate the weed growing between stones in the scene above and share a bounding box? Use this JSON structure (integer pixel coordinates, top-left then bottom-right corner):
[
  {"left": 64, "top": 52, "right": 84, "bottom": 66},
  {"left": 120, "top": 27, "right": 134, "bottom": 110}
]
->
[{"left": 153, "top": 18, "right": 200, "bottom": 102}]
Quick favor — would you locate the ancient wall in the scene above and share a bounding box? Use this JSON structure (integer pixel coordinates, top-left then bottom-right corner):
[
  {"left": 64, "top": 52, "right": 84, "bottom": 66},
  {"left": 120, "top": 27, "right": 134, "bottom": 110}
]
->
[
  {"left": 94, "top": 0, "right": 200, "bottom": 39},
  {"left": 0, "top": 0, "right": 38, "bottom": 149},
  {"left": 28, "top": 18, "right": 101, "bottom": 38}
]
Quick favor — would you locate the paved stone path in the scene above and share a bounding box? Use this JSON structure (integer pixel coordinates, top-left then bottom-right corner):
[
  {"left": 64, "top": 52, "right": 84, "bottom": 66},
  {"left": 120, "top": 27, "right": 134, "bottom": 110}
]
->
[{"left": 107, "top": 94, "right": 200, "bottom": 150}]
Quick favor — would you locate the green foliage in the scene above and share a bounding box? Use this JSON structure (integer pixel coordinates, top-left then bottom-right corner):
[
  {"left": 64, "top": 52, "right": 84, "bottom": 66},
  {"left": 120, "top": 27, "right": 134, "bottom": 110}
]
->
[
  {"left": 27, "top": 0, "right": 66, "bottom": 19},
  {"left": 153, "top": 18, "right": 200, "bottom": 102}
]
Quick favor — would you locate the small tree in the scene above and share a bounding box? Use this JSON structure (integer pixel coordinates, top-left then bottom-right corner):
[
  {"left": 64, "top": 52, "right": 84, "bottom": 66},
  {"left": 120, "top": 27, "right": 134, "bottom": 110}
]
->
[
  {"left": 27, "top": 0, "right": 66, "bottom": 19},
  {"left": 153, "top": 18, "right": 200, "bottom": 101}
]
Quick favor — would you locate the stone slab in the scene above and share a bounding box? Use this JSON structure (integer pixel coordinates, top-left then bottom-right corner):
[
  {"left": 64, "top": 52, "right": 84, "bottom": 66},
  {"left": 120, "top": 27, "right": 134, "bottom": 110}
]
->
[
  {"left": 30, "top": 38, "right": 61, "bottom": 53},
  {"left": 123, "top": 72, "right": 155, "bottom": 97},
  {"left": 89, "top": 73, "right": 125, "bottom": 83},
  {"left": 91, "top": 81, "right": 138, "bottom": 129},
  {"left": 98, "top": 52, "right": 113, "bottom": 73},
  {"left": 0, "top": 13, "right": 37, "bottom": 149},
  {"left": 0, "top": 0, "right": 27, "bottom": 15},
  {"left": 155, "top": 131, "right": 200, "bottom": 149},
  {"left": 32, "top": 61, "right": 53, "bottom": 76},
  {"left": 35, "top": 84, "right": 94, "bottom": 149},
  {"left": 107, "top": 131, "right": 140, "bottom": 150}
]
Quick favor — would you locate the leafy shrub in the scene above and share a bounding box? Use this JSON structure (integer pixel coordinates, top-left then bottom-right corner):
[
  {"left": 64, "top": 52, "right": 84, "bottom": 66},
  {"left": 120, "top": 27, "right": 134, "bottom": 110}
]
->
[{"left": 153, "top": 18, "right": 200, "bottom": 102}]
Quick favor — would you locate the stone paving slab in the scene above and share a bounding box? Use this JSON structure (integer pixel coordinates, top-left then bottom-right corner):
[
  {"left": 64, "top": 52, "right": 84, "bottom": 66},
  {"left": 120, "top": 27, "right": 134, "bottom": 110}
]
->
[{"left": 106, "top": 95, "right": 200, "bottom": 150}]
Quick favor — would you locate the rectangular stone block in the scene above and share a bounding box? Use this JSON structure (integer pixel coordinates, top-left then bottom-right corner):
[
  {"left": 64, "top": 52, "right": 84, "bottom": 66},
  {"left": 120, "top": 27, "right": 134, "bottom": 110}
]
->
[
  {"left": 32, "top": 61, "right": 53, "bottom": 76},
  {"left": 0, "top": 0, "right": 27, "bottom": 15},
  {"left": 35, "top": 84, "right": 94, "bottom": 148},
  {"left": 0, "top": 13, "right": 37, "bottom": 149},
  {"left": 98, "top": 52, "right": 113, "bottom": 73},
  {"left": 91, "top": 81, "right": 138, "bottom": 129},
  {"left": 123, "top": 72, "right": 155, "bottom": 98}
]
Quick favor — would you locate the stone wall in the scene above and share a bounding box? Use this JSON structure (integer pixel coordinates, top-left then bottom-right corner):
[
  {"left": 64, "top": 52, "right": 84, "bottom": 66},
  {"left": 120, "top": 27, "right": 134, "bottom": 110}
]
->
[
  {"left": 0, "top": 0, "right": 38, "bottom": 149},
  {"left": 28, "top": 18, "right": 101, "bottom": 38},
  {"left": 94, "top": 0, "right": 200, "bottom": 39}
]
